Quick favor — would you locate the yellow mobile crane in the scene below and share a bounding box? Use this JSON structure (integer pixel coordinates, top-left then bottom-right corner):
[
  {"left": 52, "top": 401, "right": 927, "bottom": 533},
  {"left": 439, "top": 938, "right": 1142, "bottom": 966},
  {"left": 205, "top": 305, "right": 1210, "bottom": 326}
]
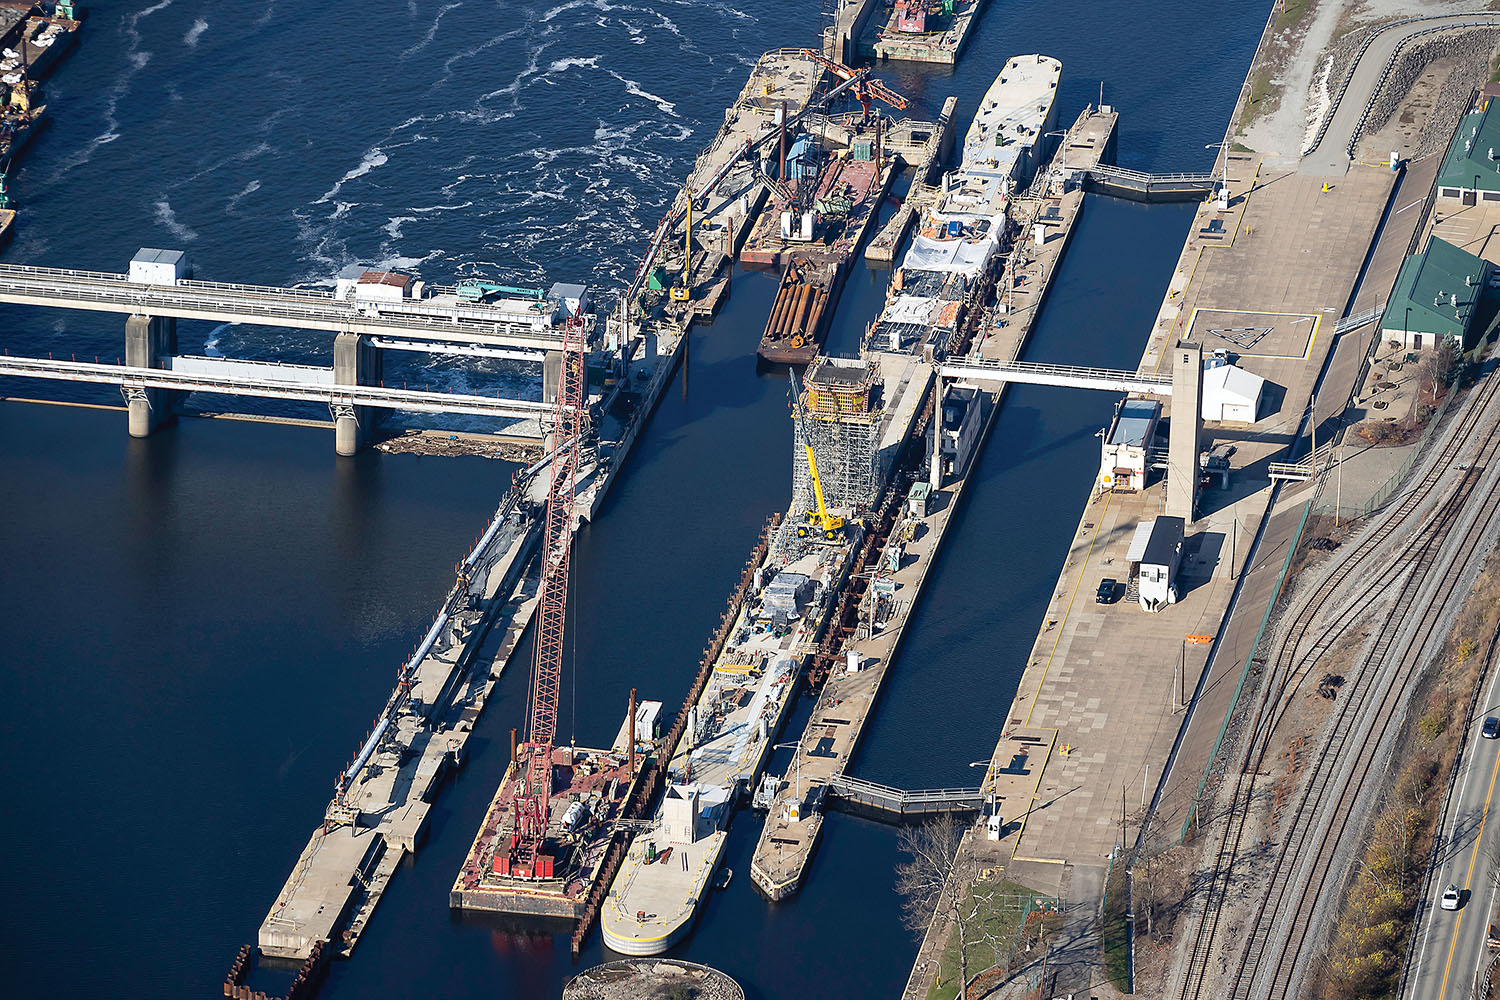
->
[{"left": 789, "top": 368, "right": 845, "bottom": 542}]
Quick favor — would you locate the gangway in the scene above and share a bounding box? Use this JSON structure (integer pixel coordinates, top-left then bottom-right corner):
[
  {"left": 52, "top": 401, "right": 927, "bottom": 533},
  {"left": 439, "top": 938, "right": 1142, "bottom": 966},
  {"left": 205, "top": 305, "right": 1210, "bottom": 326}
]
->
[
  {"left": 1084, "top": 163, "right": 1217, "bottom": 202},
  {"left": 827, "top": 774, "right": 984, "bottom": 821},
  {"left": 938, "top": 358, "right": 1174, "bottom": 396}
]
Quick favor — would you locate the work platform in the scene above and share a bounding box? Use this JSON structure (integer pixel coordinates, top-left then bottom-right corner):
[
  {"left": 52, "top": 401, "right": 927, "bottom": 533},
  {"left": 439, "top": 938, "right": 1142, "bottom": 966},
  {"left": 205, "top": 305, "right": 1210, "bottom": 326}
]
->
[
  {"left": 259, "top": 494, "right": 543, "bottom": 960},
  {"left": 859, "top": 0, "right": 986, "bottom": 65}
]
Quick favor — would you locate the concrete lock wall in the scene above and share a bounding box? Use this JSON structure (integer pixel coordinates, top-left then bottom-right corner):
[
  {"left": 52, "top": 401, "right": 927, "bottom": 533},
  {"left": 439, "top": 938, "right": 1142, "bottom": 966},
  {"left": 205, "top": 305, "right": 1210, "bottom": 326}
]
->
[
  {"left": 124, "top": 313, "right": 177, "bottom": 437},
  {"left": 333, "top": 332, "right": 383, "bottom": 456},
  {"left": 1167, "top": 341, "right": 1202, "bottom": 522}
]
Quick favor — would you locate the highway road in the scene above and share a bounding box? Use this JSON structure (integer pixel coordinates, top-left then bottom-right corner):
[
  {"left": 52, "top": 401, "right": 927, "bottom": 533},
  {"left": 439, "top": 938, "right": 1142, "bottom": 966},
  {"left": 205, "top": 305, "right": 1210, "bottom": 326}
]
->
[{"left": 1408, "top": 660, "right": 1500, "bottom": 999}]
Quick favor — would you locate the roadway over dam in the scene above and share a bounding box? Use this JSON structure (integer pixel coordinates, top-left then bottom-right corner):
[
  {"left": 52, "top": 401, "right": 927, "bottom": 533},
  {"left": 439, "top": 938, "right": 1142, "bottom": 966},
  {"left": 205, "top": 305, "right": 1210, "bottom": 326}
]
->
[{"left": 0, "top": 263, "right": 573, "bottom": 353}]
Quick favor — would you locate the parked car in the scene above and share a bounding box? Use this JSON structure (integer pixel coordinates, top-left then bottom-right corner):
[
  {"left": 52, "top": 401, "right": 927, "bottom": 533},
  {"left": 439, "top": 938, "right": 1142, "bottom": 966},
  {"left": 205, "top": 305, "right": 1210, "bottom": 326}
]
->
[
  {"left": 1441, "top": 884, "right": 1462, "bottom": 911},
  {"left": 1095, "top": 579, "right": 1119, "bottom": 604},
  {"left": 1483, "top": 717, "right": 1500, "bottom": 740}
]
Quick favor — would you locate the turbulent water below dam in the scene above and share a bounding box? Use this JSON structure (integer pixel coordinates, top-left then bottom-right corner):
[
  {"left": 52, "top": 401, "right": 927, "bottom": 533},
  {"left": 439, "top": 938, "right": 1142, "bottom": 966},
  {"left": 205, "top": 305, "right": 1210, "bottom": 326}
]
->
[{"left": 0, "top": 2, "right": 1264, "bottom": 996}]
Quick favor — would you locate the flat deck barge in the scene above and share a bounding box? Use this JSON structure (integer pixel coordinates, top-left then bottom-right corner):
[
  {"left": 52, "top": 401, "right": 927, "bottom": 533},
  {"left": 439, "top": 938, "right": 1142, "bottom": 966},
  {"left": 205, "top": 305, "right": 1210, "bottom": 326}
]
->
[
  {"left": 450, "top": 701, "right": 662, "bottom": 919},
  {"left": 860, "top": 0, "right": 986, "bottom": 65}
]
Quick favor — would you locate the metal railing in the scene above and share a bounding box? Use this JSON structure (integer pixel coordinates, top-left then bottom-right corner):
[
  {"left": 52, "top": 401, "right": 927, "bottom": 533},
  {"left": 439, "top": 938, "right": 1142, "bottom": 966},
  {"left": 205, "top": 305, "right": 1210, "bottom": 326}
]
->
[
  {"left": 0, "top": 354, "right": 550, "bottom": 420},
  {"left": 1086, "top": 163, "right": 1216, "bottom": 185},
  {"left": 0, "top": 264, "right": 567, "bottom": 348},
  {"left": 828, "top": 774, "right": 984, "bottom": 817},
  {"left": 940, "top": 357, "right": 1174, "bottom": 395}
]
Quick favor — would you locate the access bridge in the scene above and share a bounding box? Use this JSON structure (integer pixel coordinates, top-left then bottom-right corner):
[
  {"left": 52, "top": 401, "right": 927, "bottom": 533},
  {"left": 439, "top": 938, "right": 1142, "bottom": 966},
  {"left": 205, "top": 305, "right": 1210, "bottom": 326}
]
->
[
  {"left": 0, "top": 252, "right": 591, "bottom": 454},
  {"left": 0, "top": 263, "right": 570, "bottom": 352}
]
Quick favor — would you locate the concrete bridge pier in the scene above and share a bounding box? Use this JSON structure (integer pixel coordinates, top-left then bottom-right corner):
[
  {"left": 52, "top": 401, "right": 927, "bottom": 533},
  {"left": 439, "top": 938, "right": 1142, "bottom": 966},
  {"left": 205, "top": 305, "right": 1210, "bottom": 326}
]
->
[
  {"left": 541, "top": 350, "right": 563, "bottom": 404},
  {"left": 333, "top": 332, "right": 383, "bottom": 456},
  {"left": 125, "top": 313, "right": 177, "bottom": 437}
]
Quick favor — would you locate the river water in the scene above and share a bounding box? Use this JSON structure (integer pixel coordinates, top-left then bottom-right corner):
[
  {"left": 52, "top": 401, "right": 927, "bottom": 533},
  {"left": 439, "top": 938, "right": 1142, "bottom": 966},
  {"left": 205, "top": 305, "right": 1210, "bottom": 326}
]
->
[{"left": 0, "top": 2, "right": 1265, "bottom": 997}]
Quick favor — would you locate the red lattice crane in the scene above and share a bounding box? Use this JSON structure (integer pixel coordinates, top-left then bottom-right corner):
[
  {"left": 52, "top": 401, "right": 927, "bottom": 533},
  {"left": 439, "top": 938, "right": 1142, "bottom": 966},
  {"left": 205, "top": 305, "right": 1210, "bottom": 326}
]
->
[
  {"left": 800, "top": 49, "right": 908, "bottom": 117},
  {"left": 500, "top": 314, "right": 588, "bottom": 879}
]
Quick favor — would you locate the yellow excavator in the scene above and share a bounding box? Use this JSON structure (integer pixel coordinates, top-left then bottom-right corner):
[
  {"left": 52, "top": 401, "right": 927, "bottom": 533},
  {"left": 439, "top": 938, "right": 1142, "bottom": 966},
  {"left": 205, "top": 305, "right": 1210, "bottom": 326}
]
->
[{"left": 789, "top": 368, "right": 845, "bottom": 542}]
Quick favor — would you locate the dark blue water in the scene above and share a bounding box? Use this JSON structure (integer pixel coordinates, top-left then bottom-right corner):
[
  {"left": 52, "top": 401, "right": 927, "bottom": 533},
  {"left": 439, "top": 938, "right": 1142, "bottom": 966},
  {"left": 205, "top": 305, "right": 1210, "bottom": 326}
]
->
[{"left": 0, "top": 2, "right": 1263, "bottom": 997}]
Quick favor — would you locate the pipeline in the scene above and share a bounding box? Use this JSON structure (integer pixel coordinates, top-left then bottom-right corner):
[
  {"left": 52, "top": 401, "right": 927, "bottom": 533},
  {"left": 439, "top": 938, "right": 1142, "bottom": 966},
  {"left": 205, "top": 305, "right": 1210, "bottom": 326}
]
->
[{"left": 764, "top": 278, "right": 795, "bottom": 342}]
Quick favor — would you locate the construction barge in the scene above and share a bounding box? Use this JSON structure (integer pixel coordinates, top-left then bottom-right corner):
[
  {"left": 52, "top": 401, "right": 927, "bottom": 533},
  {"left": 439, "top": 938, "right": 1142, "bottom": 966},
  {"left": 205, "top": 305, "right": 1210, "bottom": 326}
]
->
[
  {"left": 600, "top": 351, "right": 932, "bottom": 955},
  {"left": 744, "top": 52, "right": 903, "bottom": 364},
  {"left": 450, "top": 698, "right": 663, "bottom": 920},
  {"left": 861, "top": 0, "right": 986, "bottom": 65}
]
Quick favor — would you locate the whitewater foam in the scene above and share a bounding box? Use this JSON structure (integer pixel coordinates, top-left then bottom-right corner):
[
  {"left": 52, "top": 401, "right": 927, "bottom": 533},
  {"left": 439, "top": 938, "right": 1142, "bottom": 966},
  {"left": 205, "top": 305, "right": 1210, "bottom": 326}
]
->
[
  {"left": 316, "top": 149, "right": 389, "bottom": 204},
  {"left": 153, "top": 200, "right": 198, "bottom": 242},
  {"left": 184, "top": 19, "right": 208, "bottom": 46}
]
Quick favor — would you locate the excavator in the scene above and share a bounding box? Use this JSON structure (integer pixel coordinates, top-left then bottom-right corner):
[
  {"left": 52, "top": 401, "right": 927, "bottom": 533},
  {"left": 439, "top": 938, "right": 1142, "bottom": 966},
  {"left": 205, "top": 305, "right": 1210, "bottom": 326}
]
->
[{"left": 789, "top": 368, "right": 845, "bottom": 543}]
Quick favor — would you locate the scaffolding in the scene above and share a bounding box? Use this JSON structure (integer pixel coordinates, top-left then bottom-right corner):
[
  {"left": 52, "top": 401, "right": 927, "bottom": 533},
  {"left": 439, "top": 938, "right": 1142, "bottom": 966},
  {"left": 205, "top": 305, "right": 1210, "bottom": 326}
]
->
[{"left": 792, "top": 356, "right": 882, "bottom": 520}]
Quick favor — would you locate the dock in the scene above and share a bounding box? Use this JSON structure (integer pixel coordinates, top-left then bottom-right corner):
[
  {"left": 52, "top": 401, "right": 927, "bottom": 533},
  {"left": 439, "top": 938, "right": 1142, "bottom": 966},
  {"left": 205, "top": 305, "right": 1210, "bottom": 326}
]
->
[
  {"left": 860, "top": 0, "right": 987, "bottom": 66},
  {"left": 258, "top": 486, "right": 542, "bottom": 959},
  {"left": 865, "top": 97, "right": 957, "bottom": 266},
  {"left": 748, "top": 106, "right": 1120, "bottom": 901}
]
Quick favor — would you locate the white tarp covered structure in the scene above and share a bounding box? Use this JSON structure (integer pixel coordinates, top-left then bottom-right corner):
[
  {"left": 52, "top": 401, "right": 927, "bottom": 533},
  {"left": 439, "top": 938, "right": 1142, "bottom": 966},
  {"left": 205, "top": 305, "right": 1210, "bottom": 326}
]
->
[{"left": 1202, "top": 363, "right": 1264, "bottom": 423}]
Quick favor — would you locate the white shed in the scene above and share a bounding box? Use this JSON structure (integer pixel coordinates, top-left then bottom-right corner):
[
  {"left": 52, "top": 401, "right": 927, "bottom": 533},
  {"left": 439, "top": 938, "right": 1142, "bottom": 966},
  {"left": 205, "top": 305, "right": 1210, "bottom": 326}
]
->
[
  {"left": 129, "top": 248, "right": 192, "bottom": 285},
  {"left": 1136, "top": 516, "right": 1184, "bottom": 613},
  {"left": 1201, "top": 363, "right": 1264, "bottom": 423}
]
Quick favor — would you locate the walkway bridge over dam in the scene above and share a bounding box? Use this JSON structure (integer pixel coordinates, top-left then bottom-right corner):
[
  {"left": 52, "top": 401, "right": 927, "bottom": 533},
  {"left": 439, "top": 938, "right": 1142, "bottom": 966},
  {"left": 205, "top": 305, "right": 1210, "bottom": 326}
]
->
[{"left": 0, "top": 253, "right": 590, "bottom": 453}]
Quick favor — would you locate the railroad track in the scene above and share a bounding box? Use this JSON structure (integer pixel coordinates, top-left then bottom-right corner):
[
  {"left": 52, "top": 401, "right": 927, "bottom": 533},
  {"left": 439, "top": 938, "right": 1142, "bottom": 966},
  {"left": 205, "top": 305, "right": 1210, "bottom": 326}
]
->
[{"left": 1178, "top": 366, "right": 1500, "bottom": 1000}]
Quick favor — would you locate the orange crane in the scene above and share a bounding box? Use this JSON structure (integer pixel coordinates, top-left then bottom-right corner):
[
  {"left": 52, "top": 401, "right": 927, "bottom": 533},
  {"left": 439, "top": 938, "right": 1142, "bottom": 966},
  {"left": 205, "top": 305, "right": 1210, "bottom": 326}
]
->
[
  {"left": 800, "top": 49, "right": 908, "bottom": 117},
  {"left": 499, "top": 313, "right": 588, "bottom": 880}
]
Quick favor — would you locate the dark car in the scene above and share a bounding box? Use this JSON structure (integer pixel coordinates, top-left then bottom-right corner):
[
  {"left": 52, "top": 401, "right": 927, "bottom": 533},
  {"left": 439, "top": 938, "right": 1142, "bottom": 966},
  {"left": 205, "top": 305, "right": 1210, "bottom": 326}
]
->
[
  {"left": 1483, "top": 717, "right": 1500, "bottom": 740},
  {"left": 1095, "top": 579, "right": 1119, "bottom": 604}
]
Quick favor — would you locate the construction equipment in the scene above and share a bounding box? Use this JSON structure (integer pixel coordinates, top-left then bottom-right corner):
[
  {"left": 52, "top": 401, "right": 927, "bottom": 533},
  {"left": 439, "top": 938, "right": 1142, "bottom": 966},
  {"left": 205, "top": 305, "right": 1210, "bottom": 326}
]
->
[
  {"left": 788, "top": 367, "right": 845, "bottom": 543},
  {"left": 500, "top": 313, "right": 588, "bottom": 880},
  {"left": 670, "top": 189, "right": 692, "bottom": 303},
  {"left": 455, "top": 279, "right": 546, "bottom": 303},
  {"left": 801, "top": 50, "right": 908, "bottom": 118}
]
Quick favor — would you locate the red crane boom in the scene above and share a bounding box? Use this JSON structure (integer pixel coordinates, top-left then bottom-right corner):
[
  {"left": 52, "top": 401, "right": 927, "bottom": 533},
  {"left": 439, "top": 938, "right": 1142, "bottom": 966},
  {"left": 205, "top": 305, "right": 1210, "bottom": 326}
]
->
[{"left": 504, "top": 313, "right": 588, "bottom": 879}]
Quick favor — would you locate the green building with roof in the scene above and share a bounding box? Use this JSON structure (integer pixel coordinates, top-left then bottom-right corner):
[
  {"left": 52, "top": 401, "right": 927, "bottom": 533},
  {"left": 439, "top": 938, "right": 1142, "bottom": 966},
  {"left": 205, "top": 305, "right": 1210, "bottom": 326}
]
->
[
  {"left": 1438, "top": 93, "right": 1500, "bottom": 207},
  {"left": 1379, "top": 236, "right": 1491, "bottom": 350}
]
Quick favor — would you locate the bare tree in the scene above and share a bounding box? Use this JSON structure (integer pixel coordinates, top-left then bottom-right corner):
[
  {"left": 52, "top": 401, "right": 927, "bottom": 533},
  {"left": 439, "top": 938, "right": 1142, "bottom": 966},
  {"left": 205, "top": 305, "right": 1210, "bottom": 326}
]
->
[
  {"left": 1420, "top": 343, "right": 1456, "bottom": 402},
  {"left": 896, "top": 814, "right": 983, "bottom": 998},
  {"left": 1130, "top": 810, "right": 1188, "bottom": 938}
]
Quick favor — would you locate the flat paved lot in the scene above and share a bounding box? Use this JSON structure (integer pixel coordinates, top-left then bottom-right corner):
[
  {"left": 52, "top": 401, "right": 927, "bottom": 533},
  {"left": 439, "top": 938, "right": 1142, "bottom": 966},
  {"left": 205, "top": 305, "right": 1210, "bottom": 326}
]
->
[{"left": 992, "top": 162, "right": 1395, "bottom": 870}]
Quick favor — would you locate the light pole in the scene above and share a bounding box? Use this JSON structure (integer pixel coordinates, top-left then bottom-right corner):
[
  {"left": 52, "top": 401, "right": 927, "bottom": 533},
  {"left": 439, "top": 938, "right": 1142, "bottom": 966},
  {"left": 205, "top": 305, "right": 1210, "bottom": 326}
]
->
[
  {"left": 969, "top": 759, "right": 995, "bottom": 821},
  {"left": 773, "top": 742, "right": 803, "bottom": 806},
  {"left": 1205, "top": 141, "right": 1231, "bottom": 185}
]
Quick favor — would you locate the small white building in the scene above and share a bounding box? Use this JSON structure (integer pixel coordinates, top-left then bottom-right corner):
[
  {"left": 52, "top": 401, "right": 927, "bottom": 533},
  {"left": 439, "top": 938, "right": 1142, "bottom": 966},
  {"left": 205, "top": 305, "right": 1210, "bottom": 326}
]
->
[
  {"left": 1099, "top": 397, "right": 1161, "bottom": 492},
  {"left": 1126, "top": 516, "right": 1184, "bottom": 612},
  {"left": 129, "top": 247, "right": 192, "bottom": 285},
  {"left": 1201, "top": 361, "right": 1264, "bottom": 423}
]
